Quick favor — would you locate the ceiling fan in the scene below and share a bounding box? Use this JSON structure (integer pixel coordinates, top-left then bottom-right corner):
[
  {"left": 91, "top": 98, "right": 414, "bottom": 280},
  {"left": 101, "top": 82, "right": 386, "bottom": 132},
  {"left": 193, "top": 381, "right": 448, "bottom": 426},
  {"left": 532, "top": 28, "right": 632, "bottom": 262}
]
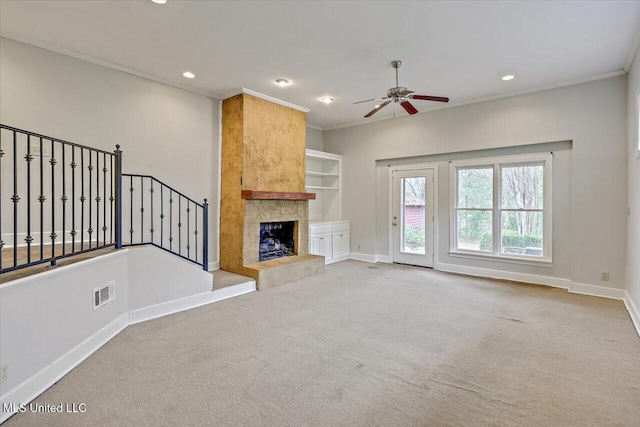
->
[{"left": 354, "top": 60, "right": 449, "bottom": 118}]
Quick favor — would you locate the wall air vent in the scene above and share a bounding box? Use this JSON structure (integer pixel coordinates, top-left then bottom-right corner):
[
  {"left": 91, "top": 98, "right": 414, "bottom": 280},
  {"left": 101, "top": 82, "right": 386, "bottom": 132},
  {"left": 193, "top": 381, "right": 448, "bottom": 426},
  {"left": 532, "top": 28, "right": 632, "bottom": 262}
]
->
[{"left": 93, "top": 281, "right": 115, "bottom": 310}]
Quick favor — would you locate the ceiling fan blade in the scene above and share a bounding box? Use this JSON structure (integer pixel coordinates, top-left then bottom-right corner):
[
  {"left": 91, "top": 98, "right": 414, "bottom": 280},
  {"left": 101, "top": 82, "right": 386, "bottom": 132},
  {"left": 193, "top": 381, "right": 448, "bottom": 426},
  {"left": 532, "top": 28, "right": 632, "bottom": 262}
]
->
[
  {"left": 400, "top": 100, "right": 418, "bottom": 115},
  {"left": 364, "top": 100, "right": 391, "bottom": 118},
  {"left": 400, "top": 89, "right": 414, "bottom": 96},
  {"left": 410, "top": 94, "right": 449, "bottom": 103},
  {"left": 353, "top": 97, "right": 387, "bottom": 105}
]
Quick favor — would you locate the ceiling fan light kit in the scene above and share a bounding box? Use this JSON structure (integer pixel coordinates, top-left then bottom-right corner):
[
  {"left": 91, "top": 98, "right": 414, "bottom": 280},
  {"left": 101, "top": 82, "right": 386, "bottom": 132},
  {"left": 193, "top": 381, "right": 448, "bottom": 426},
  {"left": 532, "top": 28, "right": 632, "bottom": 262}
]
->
[{"left": 355, "top": 60, "right": 449, "bottom": 118}]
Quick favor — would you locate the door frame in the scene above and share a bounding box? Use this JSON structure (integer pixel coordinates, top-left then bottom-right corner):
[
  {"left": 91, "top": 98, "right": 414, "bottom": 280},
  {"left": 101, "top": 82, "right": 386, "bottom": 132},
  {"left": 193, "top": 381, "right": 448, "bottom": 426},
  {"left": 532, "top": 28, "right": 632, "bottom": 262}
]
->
[{"left": 388, "top": 163, "right": 439, "bottom": 269}]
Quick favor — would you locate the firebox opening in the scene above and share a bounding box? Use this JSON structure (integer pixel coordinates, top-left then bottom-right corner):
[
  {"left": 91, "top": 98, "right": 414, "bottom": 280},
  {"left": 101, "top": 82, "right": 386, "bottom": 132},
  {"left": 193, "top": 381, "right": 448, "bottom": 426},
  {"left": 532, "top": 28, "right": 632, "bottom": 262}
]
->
[{"left": 259, "top": 221, "right": 297, "bottom": 262}]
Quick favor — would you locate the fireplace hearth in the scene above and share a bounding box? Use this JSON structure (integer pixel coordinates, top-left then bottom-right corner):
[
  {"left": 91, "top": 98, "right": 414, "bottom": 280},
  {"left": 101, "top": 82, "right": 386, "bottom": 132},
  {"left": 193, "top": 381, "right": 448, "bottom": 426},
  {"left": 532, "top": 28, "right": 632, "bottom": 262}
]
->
[{"left": 259, "top": 221, "right": 296, "bottom": 261}]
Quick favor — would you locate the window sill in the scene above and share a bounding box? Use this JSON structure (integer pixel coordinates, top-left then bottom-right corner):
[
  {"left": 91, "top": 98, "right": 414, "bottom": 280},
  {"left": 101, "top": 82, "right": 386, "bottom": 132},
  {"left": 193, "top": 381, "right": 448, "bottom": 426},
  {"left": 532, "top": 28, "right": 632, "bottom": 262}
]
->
[{"left": 448, "top": 250, "right": 552, "bottom": 267}]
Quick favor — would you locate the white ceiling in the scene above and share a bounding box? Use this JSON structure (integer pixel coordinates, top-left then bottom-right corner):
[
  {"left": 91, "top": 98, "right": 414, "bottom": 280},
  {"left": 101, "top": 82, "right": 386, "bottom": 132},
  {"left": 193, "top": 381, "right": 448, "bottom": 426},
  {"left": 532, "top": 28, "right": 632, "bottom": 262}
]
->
[{"left": 1, "top": 1, "right": 639, "bottom": 129}]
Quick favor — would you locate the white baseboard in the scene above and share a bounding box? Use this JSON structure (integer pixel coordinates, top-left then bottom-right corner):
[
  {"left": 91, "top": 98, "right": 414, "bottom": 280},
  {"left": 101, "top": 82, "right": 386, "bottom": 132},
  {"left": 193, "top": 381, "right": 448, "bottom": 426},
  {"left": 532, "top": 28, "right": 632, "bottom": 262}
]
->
[
  {"left": 0, "top": 313, "right": 129, "bottom": 424},
  {"left": 437, "top": 262, "right": 638, "bottom": 339},
  {"left": 0, "top": 266, "right": 254, "bottom": 423},
  {"left": 624, "top": 292, "right": 640, "bottom": 338},
  {"left": 349, "top": 253, "right": 391, "bottom": 264},
  {"left": 349, "top": 252, "right": 377, "bottom": 263},
  {"left": 129, "top": 281, "right": 255, "bottom": 324},
  {"left": 569, "top": 282, "right": 626, "bottom": 300},
  {"left": 1, "top": 284, "right": 256, "bottom": 422},
  {"left": 208, "top": 261, "right": 220, "bottom": 271},
  {"left": 327, "top": 255, "right": 349, "bottom": 264},
  {"left": 437, "top": 262, "right": 572, "bottom": 289}
]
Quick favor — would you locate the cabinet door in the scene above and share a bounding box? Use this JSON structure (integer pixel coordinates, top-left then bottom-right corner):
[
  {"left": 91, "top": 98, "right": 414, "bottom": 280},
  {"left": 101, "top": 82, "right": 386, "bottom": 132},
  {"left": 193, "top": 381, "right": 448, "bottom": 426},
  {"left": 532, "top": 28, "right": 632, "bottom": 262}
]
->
[
  {"left": 332, "top": 231, "right": 350, "bottom": 261},
  {"left": 310, "top": 233, "right": 333, "bottom": 262}
]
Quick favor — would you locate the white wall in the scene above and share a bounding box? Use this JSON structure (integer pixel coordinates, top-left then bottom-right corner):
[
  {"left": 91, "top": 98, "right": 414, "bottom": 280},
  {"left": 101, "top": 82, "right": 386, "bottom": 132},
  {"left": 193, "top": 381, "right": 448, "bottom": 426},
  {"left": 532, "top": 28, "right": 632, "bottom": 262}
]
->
[
  {"left": 128, "top": 246, "right": 212, "bottom": 310},
  {"left": 324, "top": 76, "right": 628, "bottom": 290},
  {"left": 306, "top": 126, "right": 324, "bottom": 151},
  {"left": 0, "top": 247, "right": 217, "bottom": 423},
  {"left": 0, "top": 251, "right": 129, "bottom": 421},
  {"left": 0, "top": 37, "right": 220, "bottom": 264},
  {"left": 626, "top": 53, "right": 640, "bottom": 316}
]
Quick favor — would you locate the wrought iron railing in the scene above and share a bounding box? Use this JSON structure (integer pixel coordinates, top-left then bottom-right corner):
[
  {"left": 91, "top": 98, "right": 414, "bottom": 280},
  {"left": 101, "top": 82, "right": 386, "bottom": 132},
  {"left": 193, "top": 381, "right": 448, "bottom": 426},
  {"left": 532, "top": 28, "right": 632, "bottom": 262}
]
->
[
  {"left": 121, "top": 174, "right": 208, "bottom": 269},
  {"left": 0, "top": 125, "right": 119, "bottom": 272},
  {"left": 0, "top": 124, "right": 208, "bottom": 274}
]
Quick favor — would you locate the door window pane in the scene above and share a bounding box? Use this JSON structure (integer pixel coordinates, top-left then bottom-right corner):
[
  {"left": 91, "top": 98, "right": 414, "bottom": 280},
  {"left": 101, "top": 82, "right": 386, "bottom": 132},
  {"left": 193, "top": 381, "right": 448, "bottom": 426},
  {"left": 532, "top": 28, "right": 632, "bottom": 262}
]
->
[
  {"left": 402, "top": 177, "right": 425, "bottom": 254},
  {"left": 457, "top": 168, "right": 493, "bottom": 208},
  {"left": 500, "top": 211, "right": 543, "bottom": 256},
  {"left": 456, "top": 210, "right": 492, "bottom": 251}
]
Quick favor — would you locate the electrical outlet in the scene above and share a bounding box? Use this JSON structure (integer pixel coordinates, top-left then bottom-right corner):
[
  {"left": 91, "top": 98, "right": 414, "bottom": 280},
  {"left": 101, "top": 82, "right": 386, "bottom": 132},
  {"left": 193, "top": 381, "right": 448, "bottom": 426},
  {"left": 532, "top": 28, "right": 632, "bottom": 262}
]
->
[
  {"left": 601, "top": 272, "right": 609, "bottom": 281},
  {"left": 0, "top": 363, "right": 8, "bottom": 384}
]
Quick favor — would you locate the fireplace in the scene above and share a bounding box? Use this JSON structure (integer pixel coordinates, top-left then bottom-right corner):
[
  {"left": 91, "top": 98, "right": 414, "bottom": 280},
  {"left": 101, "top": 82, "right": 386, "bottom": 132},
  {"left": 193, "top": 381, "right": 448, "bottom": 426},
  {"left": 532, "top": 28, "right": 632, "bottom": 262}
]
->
[
  {"left": 259, "top": 221, "right": 296, "bottom": 261},
  {"left": 220, "top": 92, "right": 325, "bottom": 289}
]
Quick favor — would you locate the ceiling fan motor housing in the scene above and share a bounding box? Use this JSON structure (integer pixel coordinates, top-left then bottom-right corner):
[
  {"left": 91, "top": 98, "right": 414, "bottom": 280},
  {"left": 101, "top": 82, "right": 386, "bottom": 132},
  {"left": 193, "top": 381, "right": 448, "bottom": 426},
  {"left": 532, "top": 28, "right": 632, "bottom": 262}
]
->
[{"left": 388, "top": 86, "right": 409, "bottom": 100}]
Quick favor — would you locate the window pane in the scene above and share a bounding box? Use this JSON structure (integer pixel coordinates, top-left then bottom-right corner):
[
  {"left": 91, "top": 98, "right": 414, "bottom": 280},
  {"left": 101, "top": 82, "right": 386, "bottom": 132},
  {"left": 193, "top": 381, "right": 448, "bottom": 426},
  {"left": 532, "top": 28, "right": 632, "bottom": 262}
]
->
[
  {"left": 402, "top": 177, "right": 425, "bottom": 254},
  {"left": 500, "top": 211, "right": 543, "bottom": 256},
  {"left": 457, "top": 210, "right": 492, "bottom": 251},
  {"left": 457, "top": 168, "right": 493, "bottom": 208},
  {"left": 501, "top": 165, "right": 543, "bottom": 209}
]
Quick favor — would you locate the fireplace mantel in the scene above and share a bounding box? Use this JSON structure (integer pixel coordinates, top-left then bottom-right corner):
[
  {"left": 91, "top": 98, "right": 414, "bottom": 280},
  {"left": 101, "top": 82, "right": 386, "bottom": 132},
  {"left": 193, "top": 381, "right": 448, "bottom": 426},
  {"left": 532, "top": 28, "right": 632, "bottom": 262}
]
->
[{"left": 241, "top": 190, "right": 316, "bottom": 201}]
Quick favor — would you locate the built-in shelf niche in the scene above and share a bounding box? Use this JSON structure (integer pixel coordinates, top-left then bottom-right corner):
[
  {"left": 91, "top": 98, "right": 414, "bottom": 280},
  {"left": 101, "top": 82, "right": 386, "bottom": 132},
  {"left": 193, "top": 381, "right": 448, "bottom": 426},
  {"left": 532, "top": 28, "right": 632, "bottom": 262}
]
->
[{"left": 305, "top": 149, "right": 342, "bottom": 222}]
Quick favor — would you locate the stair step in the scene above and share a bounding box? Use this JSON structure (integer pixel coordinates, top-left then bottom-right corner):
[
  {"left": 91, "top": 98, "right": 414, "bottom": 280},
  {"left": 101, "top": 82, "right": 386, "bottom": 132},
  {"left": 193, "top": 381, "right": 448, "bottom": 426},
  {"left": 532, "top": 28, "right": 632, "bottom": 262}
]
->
[{"left": 211, "top": 269, "right": 256, "bottom": 290}]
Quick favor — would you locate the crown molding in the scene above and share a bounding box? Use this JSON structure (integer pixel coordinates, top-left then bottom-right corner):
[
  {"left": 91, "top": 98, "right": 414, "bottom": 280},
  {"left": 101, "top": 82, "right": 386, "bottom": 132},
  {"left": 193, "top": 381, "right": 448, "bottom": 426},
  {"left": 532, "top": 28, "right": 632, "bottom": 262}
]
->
[
  {"left": 1, "top": 33, "right": 222, "bottom": 100},
  {"left": 624, "top": 28, "right": 640, "bottom": 72},
  {"left": 240, "top": 88, "right": 310, "bottom": 113},
  {"left": 324, "top": 70, "right": 626, "bottom": 131},
  {"left": 220, "top": 88, "right": 311, "bottom": 113}
]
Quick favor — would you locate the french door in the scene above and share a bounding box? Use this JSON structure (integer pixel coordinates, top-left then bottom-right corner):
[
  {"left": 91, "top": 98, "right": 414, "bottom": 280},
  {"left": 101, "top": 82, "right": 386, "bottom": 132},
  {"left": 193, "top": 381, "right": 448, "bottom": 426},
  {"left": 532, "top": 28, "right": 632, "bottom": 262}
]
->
[{"left": 391, "top": 169, "right": 434, "bottom": 267}]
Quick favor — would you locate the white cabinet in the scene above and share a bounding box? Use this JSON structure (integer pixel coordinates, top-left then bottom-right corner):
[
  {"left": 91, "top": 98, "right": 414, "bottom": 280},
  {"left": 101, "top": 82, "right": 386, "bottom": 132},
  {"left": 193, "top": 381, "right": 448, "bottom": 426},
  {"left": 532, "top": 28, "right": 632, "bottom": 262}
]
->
[
  {"left": 309, "top": 221, "right": 350, "bottom": 264},
  {"left": 310, "top": 232, "right": 332, "bottom": 260},
  {"left": 332, "top": 231, "right": 350, "bottom": 261},
  {"left": 306, "top": 149, "right": 341, "bottom": 222}
]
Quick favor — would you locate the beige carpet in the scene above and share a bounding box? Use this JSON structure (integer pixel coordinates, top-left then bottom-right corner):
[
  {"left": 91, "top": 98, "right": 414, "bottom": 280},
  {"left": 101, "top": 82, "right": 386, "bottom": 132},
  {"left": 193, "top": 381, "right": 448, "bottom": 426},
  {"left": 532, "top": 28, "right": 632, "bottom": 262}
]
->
[{"left": 5, "top": 261, "right": 640, "bottom": 426}]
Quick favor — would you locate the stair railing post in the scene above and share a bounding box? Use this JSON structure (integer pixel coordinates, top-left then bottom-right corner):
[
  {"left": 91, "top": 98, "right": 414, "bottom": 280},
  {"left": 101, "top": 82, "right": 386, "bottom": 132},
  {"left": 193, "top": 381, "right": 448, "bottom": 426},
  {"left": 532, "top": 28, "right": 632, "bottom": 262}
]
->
[
  {"left": 114, "top": 145, "right": 123, "bottom": 249},
  {"left": 202, "top": 198, "right": 209, "bottom": 271}
]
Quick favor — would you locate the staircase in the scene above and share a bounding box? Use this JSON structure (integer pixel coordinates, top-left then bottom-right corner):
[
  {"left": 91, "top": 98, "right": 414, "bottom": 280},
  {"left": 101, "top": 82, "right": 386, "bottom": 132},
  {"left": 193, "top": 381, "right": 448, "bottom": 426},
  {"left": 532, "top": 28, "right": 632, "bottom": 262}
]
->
[{"left": 0, "top": 124, "right": 208, "bottom": 275}]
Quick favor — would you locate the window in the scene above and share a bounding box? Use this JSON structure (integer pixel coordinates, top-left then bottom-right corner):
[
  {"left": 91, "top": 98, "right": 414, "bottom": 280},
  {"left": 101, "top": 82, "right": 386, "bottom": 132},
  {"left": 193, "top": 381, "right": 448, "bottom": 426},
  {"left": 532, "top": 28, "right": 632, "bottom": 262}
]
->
[{"left": 451, "top": 154, "right": 552, "bottom": 263}]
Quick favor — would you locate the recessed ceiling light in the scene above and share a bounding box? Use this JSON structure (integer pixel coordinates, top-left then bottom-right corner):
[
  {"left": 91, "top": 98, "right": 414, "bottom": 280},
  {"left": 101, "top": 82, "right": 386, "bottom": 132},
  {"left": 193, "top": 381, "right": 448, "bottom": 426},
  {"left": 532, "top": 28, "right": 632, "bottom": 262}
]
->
[
  {"left": 151, "top": 0, "right": 167, "bottom": 4},
  {"left": 183, "top": 71, "right": 195, "bottom": 79},
  {"left": 320, "top": 96, "right": 334, "bottom": 104},
  {"left": 501, "top": 75, "right": 515, "bottom": 81},
  {"left": 275, "top": 79, "right": 290, "bottom": 87}
]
